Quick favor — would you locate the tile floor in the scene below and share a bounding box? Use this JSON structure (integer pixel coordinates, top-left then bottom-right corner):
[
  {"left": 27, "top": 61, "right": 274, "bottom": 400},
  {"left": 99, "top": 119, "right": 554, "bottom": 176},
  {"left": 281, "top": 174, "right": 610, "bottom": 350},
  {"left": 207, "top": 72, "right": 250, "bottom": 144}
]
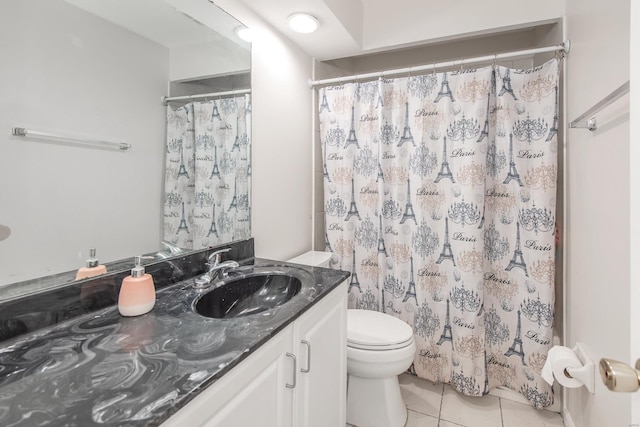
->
[{"left": 348, "top": 373, "right": 565, "bottom": 427}]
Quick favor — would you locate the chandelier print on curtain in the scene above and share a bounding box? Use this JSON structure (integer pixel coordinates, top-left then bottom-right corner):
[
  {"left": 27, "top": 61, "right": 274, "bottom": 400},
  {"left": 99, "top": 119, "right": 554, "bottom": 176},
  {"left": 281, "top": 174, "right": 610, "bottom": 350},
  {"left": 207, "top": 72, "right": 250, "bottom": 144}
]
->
[
  {"left": 319, "top": 59, "right": 558, "bottom": 408},
  {"left": 164, "top": 95, "right": 251, "bottom": 249}
]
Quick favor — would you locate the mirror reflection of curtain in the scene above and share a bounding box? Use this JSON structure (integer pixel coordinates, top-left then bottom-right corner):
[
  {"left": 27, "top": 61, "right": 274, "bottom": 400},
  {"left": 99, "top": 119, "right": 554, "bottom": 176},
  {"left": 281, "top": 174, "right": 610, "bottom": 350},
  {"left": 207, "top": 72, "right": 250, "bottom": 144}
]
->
[
  {"left": 164, "top": 95, "right": 251, "bottom": 249},
  {"left": 319, "top": 59, "right": 558, "bottom": 408}
]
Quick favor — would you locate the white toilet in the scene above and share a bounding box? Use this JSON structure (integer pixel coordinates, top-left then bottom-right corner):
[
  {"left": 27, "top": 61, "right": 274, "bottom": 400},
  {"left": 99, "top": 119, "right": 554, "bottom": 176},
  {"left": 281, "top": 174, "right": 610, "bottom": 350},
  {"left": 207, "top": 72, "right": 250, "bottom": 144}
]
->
[
  {"left": 286, "top": 252, "right": 415, "bottom": 427},
  {"left": 347, "top": 309, "right": 416, "bottom": 427}
]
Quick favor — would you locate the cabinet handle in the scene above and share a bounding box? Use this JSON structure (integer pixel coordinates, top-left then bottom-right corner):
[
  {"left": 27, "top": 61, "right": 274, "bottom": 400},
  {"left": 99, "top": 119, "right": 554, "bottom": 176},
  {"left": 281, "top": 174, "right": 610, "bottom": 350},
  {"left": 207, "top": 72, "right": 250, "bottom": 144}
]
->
[
  {"left": 285, "top": 352, "right": 297, "bottom": 389},
  {"left": 301, "top": 340, "right": 311, "bottom": 373}
]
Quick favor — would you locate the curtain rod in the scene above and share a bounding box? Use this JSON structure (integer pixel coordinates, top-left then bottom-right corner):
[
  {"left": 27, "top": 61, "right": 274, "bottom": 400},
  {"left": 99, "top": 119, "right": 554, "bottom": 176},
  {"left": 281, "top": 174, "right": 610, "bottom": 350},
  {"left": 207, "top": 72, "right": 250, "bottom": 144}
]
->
[
  {"left": 568, "top": 80, "right": 629, "bottom": 131},
  {"left": 162, "top": 88, "right": 251, "bottom": 105},
  {"left": 308, "top": 41, "right": 570, "bottom": 88}
]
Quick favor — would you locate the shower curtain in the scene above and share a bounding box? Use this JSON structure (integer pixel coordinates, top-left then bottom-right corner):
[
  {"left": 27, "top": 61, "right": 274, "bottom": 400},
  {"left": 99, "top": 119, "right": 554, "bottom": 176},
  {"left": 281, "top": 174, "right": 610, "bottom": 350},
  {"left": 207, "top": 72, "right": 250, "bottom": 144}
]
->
[
  {"left": 320, "top": 59, "right": 558, "bottom": 408},
  {"left": 164, "top": 95, "right": 251, "bottom": 249}
]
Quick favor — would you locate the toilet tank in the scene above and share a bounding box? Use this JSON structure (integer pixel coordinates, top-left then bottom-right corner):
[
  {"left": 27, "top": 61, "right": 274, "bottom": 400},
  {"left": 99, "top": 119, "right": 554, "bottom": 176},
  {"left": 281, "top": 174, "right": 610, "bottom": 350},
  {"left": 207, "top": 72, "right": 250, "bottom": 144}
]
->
[{"left": 287, "top": 251, "right": 332, "bottom": 268}]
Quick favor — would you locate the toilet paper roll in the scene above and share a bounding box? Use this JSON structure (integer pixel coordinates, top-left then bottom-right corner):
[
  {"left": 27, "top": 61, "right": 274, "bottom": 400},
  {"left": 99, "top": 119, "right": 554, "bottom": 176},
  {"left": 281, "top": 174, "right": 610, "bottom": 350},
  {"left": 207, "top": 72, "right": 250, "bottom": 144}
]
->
[{"left": 541, "top": 346, "right": 584, "bottom": 388}]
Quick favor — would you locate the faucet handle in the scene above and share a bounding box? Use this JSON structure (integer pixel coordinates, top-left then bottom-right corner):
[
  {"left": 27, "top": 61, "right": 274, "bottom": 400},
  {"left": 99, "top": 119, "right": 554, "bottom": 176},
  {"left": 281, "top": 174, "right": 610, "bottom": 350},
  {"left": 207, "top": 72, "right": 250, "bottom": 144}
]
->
[{"left": 207, "top": 247, "right": 232, "bottom": 264}]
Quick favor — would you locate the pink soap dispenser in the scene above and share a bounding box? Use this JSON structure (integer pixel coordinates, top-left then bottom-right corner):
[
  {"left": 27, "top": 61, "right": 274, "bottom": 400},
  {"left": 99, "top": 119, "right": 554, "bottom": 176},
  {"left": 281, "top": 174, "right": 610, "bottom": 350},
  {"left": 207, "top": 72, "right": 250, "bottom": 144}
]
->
[
  {"left": 118, "top": 256, "right": 156, "bottom": 317},
  {"left": 75, "top": 248, "right": 107, "bottom": 280}
]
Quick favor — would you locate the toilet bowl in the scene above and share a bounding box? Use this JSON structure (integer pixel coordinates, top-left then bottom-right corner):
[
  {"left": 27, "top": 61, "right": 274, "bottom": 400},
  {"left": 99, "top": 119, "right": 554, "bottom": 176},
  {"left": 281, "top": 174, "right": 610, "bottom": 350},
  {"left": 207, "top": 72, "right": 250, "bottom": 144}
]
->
[{"left": 347, "top": 309, "right": 416, "bottom": 427}]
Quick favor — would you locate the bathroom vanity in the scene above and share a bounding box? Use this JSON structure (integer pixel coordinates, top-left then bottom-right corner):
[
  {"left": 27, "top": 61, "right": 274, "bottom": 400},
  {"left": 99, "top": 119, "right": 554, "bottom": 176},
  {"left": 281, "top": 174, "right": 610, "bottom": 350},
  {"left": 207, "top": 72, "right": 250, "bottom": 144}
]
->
[
  {"left": 162, "top": 279, "right": 347, "bottom": 427},
  {"left": 0, "top": 241, "right": 349, "bottom": 426}
]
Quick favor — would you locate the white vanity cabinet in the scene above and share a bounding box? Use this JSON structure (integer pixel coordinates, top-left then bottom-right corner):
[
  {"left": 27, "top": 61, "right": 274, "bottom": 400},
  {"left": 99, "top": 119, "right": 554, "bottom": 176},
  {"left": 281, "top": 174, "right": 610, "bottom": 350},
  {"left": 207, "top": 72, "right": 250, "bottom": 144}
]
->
[
  {"left": 292, "top": 280, "right": 347, "bottom": 427},
  {"left": 161, "top": 280, "right": 347, "bottom": 427}
]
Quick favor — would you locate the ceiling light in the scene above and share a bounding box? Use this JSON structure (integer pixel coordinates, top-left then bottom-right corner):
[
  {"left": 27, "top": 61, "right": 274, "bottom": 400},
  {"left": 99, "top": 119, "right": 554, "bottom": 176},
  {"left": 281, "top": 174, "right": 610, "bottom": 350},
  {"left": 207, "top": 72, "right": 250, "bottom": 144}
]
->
[
  {"left": 287, "top": 13, "right": 319, "bottom": 34},
  {"left": 236, "top": 27, "right": 253, "bottom": 42}
]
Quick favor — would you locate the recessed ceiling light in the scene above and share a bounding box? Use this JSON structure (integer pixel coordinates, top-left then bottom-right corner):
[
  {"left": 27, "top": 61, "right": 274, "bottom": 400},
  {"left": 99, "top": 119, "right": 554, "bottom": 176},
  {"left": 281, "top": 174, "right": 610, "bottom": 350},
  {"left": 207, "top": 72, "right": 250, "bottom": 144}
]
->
[
  {"left": 288, "top": 13, "right": 319, "bottom": 34},
  {"left": 236, "top": 27, "right": 253, "bottom": 42}
]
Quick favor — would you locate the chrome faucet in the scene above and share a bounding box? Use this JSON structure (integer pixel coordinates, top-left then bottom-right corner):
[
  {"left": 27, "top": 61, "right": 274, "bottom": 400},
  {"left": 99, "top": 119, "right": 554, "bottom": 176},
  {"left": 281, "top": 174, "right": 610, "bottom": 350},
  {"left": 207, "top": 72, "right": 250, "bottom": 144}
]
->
[
  {"left": 157, "top": 241, "right": 185, "bottom": 259},
  {"left": 194, "top": 248, "right": 240, "bottom": 288}
]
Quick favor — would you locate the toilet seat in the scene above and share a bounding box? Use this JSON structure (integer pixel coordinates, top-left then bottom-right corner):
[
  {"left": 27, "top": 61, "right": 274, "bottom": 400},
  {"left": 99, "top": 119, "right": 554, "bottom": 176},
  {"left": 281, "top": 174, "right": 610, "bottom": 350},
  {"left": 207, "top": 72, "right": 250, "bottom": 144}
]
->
[{"left": 347, "top": 309, "right": 414, "bottom": 351}]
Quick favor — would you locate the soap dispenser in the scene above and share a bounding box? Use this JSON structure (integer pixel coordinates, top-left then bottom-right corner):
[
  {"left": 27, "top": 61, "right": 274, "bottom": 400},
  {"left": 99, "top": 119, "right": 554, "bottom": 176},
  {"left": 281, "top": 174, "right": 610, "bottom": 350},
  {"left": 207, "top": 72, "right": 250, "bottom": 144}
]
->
[
  {"left": 75, "top": 248, "right": 107, "bottom": 280},
  {"left": 118, "top": 256, "right": 155, "bottom": 317}
]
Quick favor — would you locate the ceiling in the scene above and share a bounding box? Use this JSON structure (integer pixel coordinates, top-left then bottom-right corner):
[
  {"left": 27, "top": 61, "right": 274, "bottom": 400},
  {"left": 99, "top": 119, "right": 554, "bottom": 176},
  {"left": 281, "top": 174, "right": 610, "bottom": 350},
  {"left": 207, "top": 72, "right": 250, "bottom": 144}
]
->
[
  {"left": 220, "top": 0, "right": 563, "bottom": 61},
  {"left": 65, "top": 0, "right": 562, "bottom": 63},
  {"left": 228, "top": 0, "right": 467, "bottom": 60}
]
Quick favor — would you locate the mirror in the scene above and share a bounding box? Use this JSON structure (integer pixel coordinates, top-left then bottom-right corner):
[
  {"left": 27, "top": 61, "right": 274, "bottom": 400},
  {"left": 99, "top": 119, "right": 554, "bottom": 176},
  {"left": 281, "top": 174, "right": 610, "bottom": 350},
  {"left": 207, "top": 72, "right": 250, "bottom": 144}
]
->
[{"left": 0, "top": 0, "right": 251, "bottom": 295}]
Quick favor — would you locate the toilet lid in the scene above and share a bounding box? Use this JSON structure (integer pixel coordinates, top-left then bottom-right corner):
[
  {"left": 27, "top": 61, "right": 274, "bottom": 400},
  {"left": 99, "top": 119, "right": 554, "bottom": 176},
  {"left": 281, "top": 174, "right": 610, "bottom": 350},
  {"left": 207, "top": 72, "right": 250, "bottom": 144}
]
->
[{"left": 347, "top": 309, "right": 414, "bottom": 350}]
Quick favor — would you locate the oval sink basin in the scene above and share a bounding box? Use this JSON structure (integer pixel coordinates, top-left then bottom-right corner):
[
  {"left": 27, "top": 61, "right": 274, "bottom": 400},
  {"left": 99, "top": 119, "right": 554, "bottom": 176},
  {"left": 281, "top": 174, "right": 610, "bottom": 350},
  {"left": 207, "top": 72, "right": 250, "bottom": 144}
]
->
[{"left": 194, "top": 270, "right": 303, "bottom": 319}]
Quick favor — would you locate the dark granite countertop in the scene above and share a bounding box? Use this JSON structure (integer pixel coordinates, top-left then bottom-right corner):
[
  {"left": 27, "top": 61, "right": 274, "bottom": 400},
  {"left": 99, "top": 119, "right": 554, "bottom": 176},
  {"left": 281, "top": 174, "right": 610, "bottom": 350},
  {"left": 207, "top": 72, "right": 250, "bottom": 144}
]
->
[{"left": 0, "top": 253, "right": 348, "bottom": 426}]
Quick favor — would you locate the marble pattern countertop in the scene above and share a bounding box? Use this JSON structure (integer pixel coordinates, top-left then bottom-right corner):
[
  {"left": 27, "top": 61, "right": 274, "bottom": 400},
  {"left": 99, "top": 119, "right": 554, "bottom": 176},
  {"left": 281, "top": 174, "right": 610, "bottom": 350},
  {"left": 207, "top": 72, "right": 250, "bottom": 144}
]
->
[{"left": 0, "top": 257, "right": 348, "bottom": 426}]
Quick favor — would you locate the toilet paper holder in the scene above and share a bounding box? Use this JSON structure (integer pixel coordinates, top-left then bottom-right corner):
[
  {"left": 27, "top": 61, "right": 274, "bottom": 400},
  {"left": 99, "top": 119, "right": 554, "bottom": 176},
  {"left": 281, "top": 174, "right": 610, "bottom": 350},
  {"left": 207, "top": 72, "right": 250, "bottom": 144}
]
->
[{"left": 563, "top": 343, "right": 595, "bottom": 394}]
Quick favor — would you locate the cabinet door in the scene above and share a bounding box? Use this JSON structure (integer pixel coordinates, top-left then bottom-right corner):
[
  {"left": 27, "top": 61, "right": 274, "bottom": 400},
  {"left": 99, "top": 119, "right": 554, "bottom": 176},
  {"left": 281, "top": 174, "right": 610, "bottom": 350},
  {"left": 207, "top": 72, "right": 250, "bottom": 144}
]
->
[
  {"left": 293, "top": 280, "right": 347, "bottom": 427},
  {"left": 161, "top": 325, "right": 294, "bottom": 427}
]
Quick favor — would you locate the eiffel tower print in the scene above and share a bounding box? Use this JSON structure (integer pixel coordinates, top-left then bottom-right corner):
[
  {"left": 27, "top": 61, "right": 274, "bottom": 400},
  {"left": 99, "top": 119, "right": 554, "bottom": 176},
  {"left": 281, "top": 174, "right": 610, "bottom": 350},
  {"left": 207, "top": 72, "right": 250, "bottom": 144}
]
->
[
  {"left": 400, "top": 178, "right": 416, "bottom": 225},
  {"left": 477, "top": 94, "right": 490, "bottom": 142},
  {"left": 398, "top": 102, "right": 415, "bottom": 147},
  {"left": 345, "top": 106, "right": 359, "bottom": 149},
  {"left": 207, "top": 204, "right": 219, "bottom": 238},
  {"left": 376, "top": 162, "right": 384, "bottom": 182},
  {"left": 348, "top": 249, "right": 362, "bottom": 293},
  {"left": 437, "top": 299, "right": 453, "bottom": 345},
  {"left": 437, "top": 217, "right": 456, "bottom": 265},
  {"left": 434, "top": 72, "right": 455, "bottom": 103},
  {"left": 228, "top": 178, "right": 239, "bottom": 212},
  {"left": 503, "top": 133, "right": 523, "bottom": 186},
  {"left": 435, "top": 137, "right": 455, "bottom": 183},
  {"left": 498, "top": 68, "right": 517, "bottom": 99},
  {"left": 322, "top": 144, "right": 331, "bottom": 182},
  {"left": 345, "top": 178, "right": 361, "bottom": 221},
  {"left": 231, "top": 116, "right": 241, "bottom": 152},
  {"left": 377, "top": 215, "right": 388, "bottom": 256},
  {"left": 177, "top": 144, "right": 189, "bottom": 179},
  {"left": 211, "top": 100, "right": 220, "bottom": 119},
  {"left": 325, "top": 231, "right": 333, "bottom": 252},
  {"left": 319, "top": 88, "right": 331, "bottom": 113},
  {"left": 506, "top": 221, "right": 528, "bottom": 276},
  {"left": 504, "top": 310, "right": 526, "bottom": 365},
  {"left": 546, "top": 85, "right": 559, "bottom": 142},
  {"left": 176, "top": 202, "right": 189, "bottom": 235},
  {"left": 210, "top": 145, "right": 220, "bottom": 179},
  {"left": 402, "top": 256, "right": 418, "bottom": 303}
]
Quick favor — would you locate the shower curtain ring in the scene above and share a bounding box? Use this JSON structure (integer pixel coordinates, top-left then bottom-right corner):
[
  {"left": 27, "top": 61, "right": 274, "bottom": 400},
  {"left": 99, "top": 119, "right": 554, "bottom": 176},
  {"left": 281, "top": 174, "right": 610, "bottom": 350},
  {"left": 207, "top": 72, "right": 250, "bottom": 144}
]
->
[
  {"left": 493, "top": 54, "right": 497, "bottom": 67},
  {"left": 460, "top": 58, "right": 464, "bottom": 72},
  {"left": 432, "top": 63, "right": 436, "bottom": 76}
]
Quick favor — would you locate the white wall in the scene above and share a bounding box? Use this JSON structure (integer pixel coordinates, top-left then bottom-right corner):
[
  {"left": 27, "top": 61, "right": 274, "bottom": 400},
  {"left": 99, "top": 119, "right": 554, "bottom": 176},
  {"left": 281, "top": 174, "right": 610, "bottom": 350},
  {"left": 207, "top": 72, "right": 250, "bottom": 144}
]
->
[
  {"left": 361, "top": 0, "right": 563, "bottom": 53},
  {"left": 214, "top": 1, "right": 315, "bottom": 261},
  {"left": 630, "top": 1, "right": 640, "bottom": 423},
  {"left": 564, "top": 0, "right": 631, "bottom": 425},
  {"left": 0, "top": 0, "right": 167, "bottom": 285}
]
